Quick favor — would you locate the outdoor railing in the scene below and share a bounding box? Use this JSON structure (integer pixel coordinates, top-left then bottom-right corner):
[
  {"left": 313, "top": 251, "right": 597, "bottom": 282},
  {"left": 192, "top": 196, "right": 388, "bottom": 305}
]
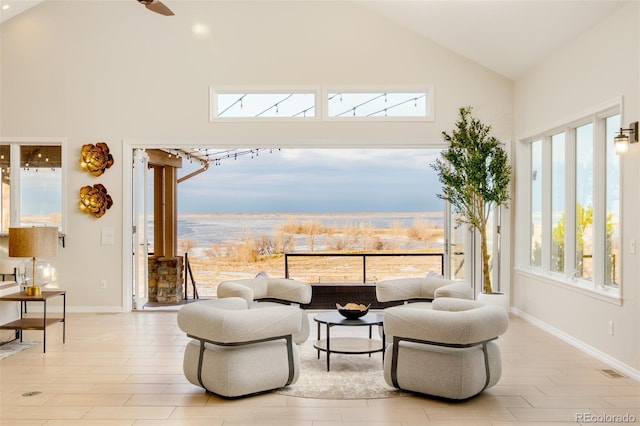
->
[{"left": 284, "top": 252, "right": 444, "bottom": 283}]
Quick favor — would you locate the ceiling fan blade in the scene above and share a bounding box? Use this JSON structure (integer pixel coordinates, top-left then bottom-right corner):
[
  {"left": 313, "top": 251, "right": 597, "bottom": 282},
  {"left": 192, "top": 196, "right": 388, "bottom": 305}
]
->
[{"left": 140, "top": 0, "right": 174, "bottom": 16}]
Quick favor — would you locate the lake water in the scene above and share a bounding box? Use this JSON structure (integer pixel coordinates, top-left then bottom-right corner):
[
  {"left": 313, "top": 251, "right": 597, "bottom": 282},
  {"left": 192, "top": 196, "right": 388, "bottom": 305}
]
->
[{"left": 158, "top": 212, "right": 445, "bottom": 257}]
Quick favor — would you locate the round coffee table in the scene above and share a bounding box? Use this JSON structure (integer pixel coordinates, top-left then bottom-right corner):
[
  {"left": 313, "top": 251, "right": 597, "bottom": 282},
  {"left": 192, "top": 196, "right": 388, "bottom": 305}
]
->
[{"left": 313, "top": 311, "right": 385, "bottom": 371}]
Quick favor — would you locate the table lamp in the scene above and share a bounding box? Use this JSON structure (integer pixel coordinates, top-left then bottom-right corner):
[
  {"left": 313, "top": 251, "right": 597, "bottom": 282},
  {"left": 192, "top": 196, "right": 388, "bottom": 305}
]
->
[{"left": 8, "top": 226, "right": 59, "bottom": 296}]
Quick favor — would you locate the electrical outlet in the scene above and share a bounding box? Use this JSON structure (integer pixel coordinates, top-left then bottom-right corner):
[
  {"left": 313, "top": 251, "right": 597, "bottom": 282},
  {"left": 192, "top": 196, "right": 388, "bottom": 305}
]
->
[
  {"left": 99, "top": 279, "right": 107, "bottom": 289},
  {"left": 608, "top": 320, "right": 614, "bottom": 336},
  {"left": 631, "top": 240, "right": 636, "bottom": 254}
]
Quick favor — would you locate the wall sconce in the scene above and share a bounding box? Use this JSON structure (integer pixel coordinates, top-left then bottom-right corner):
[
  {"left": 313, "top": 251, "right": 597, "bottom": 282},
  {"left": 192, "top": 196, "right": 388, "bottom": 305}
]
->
[{"left": 614, "top": 121, "right": 638, "bottom": 154}]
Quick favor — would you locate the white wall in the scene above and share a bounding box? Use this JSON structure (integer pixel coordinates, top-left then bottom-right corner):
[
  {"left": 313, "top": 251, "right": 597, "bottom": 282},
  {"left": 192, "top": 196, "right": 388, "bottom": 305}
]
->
[
  {"left": 0, "top": 1, "right": 513, "bottom": 311},
  {"left": 513, "top": 3, "right": 640, "bottom": 375}
]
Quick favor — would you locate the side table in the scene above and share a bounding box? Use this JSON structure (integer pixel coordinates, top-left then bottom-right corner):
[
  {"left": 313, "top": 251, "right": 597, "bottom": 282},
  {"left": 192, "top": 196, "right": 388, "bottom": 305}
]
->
[
  {"left": 0, "top": 281, "right": 20, "bottom": 342},
  {"left": 313, "top": 311, "right": 385, "bottom": 371},
  {"left": 0, "top": 290, "right": 66, "bottom": 353}
]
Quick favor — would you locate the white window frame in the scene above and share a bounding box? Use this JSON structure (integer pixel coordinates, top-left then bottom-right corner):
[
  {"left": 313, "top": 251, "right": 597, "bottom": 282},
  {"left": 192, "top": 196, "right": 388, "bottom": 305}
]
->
[
  {"left": 323, "top": 86, "right": 434, "bottom": 122},
  {"left": 209, "top": 85, "right": 434, "bottom": 122},
  {"left": 209, "top": 86, "right": 321, "bottom": 122},
  {"left": 515, "top": 101, "right": 622, "bottom": 304}
]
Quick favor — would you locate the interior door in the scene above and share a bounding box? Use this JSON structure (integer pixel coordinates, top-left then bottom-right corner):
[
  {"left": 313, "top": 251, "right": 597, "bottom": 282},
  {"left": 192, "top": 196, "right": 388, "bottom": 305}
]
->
[{"left": 132, "top": 149, "right": 149, "bottom": 309}]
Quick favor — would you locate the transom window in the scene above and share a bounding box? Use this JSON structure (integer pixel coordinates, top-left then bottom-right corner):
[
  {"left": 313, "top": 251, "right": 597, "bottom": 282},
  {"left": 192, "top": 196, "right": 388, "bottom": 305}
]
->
[
  {"left": 327, "top": 92, "right": 428, "bottom": 118},
  {"left": 209, "top": 87, "right": 433, "bottom": 121},
  {"left": 215, "top": 92, "right": 316, "bottom": 118}
]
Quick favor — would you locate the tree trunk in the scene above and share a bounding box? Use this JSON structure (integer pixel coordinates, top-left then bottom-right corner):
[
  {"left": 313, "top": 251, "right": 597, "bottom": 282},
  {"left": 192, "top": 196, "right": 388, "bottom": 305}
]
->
[{"left": 479, "top": 224, "right": 492, "bottom": 293}]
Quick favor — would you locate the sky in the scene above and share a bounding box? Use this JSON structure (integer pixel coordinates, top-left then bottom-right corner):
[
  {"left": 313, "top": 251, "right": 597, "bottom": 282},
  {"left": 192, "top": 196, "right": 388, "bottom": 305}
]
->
[
  {"left": 176, "top": 148, "right": 444, "bottom": 214},
  {"left": 21, "top": 169, "right": 62, "bottom": 215}
]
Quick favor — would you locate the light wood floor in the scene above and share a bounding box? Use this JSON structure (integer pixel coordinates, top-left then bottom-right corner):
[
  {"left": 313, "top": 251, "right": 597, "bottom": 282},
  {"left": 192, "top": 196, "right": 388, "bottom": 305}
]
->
[{"left": 1, "top": 309, "right": 638, "bottom": 425}]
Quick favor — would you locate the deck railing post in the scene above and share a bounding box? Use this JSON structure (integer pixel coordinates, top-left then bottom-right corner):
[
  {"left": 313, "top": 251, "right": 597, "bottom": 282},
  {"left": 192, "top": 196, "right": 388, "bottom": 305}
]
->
[
  {"left": 285, "top": 254, "right": 289, "bottom": 278},
  {"left": 362, "top": 254, "right": 366, "bottom": 283},
  {"left": 184, "top": 252, "right": 188, "bottom": 299}
]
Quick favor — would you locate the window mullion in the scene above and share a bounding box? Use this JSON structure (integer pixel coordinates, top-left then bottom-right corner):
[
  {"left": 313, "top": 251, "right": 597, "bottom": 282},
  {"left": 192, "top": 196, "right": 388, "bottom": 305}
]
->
[
  {"left": 565, "top": 127, "right": 577, "bottom": 279},
  {"left": 541, "top": 136, "right": 552, "bottom": 272},
  {"left": 9, "top": 144, "right": 21, "bottom": 226}
]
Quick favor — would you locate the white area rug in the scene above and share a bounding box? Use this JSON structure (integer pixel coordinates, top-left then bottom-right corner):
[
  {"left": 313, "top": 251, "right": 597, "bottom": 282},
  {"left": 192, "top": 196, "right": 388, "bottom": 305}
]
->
[
  {"left": 274, "top": 339, "right": 408, "bottom": 399},
  {"left": 0, "top": 340, "right": 39, "bottom": 360}
]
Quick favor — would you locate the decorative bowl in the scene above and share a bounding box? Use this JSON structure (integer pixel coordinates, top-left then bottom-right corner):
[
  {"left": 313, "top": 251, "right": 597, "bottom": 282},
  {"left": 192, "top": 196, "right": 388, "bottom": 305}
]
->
[{"left": 336, "top": 303, "right": 370, "bottom": 319}]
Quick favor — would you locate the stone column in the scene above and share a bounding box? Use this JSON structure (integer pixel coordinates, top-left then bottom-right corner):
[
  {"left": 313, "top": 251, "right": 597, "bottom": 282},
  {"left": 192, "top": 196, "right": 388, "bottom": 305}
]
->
[{"left": 148, "top": 256, "right": 184, "bottom": 303}]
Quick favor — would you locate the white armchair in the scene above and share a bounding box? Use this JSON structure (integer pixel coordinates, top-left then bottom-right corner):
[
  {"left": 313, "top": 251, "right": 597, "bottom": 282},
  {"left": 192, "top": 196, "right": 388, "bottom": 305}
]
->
[
  {"left": 383, "top": 297, "right": 509, "bottom": 400},
  {"left": 177, "top": 297, "right": 303, "bottom": 398},
  {"left": 375, "top": 277, "right": 473, "bottom": 307},
  {"left": 217, "top": 276, "right": 312, "bottom": 343}
]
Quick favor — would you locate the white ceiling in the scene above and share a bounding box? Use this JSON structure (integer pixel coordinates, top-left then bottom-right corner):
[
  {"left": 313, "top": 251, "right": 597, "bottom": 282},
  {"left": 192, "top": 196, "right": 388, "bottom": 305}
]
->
[
  {"left": 0, "top": 0, "right": 42, "bottom": 23},
  {"left": 0, "top": 0, "right": 630, "bottom": 80},
  {"left": 362, "top": 0, "right": 630, "bottom": 79}
]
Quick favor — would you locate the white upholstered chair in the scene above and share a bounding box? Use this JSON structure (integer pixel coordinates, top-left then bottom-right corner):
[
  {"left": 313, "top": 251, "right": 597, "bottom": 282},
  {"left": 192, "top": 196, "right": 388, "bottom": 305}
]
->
[
  {"left": 177, "top": 297, "right": 302, "bottom": 398},
  {"left": 217, "top": 276, "right": 312, "bottom": 343},
  {"left": 382, "top": 297, "right": 509, "bottom": 400},
  {"left": 375, "top": 277, "right": 473, "bottom": 307}
]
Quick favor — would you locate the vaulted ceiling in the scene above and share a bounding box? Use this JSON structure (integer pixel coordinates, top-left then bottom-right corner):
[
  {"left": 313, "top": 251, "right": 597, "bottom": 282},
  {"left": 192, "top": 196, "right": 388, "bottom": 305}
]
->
[
  {"left": 360, "top": 1, "right": 629, "bottom": 80},
  {"left": 0, "top": 0, "right": 629, "bottom": 80}
]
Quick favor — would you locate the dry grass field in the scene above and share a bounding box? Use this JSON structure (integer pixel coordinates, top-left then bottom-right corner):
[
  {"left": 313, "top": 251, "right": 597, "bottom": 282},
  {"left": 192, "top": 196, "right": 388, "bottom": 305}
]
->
[{"left": 180, "top": 218, "right": 451, "bottom": 298}]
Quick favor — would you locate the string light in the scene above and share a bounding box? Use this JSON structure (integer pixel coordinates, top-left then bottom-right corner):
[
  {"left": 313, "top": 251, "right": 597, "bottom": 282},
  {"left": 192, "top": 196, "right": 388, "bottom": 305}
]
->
[
  {"left": 218, "top": 94, "right": 246, "bottom": 116},
  {"left": 172, "top": 148, "right": 279, "bottom": 168},
  {"left": 366, "top": 94, "right": 426, "bottom": 117},
  {"left": 255, "top": 94, "right": 293, "bottom": 117},
  {"left": 293, "top": 105, "right": 314, "bottom": 117},
  {"left": 336, "top": 93, "right": 387, "bottom": 117}
]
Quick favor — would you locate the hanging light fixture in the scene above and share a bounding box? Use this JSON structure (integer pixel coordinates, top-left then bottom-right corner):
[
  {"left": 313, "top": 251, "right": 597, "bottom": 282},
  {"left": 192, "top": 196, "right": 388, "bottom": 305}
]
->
[{"left": 614, "top": 121, "right": 638, "bottom": 154}]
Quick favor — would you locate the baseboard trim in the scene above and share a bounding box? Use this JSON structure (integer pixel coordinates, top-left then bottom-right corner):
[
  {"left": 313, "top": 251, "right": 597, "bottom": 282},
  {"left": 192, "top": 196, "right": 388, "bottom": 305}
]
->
[
  {"left": 17, "top": 306, "right": 126, "bottom": 314},
  {"left": 511, "top": 307, "right": 640, "bottom": 382}
]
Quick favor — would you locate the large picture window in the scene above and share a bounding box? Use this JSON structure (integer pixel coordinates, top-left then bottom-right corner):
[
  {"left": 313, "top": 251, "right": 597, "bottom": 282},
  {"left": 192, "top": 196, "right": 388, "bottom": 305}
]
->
[{"left": 522, "top": 108, "right": 621, "bottom": 297}]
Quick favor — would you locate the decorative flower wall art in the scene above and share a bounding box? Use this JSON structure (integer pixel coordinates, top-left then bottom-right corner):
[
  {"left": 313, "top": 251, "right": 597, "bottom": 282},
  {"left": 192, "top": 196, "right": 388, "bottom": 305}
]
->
[
  {"left": 79, "top": 184, "right": 113, "bottom": 218},
  {"left": 79, "top": 142, "right": 114, "bottom": 176}
]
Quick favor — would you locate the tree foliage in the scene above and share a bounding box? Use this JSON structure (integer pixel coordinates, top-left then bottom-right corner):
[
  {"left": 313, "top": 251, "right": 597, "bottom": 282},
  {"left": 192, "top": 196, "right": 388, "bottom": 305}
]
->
[{"left": 431, "top": 106, "right": 511, "bottom": 293}]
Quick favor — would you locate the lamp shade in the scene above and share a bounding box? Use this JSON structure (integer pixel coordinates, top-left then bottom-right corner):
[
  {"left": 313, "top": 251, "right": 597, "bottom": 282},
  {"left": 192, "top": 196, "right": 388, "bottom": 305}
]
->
[
  {"left": 8, "top": 227, "right": 59, "bottom": 258},
  {"left": 614, "top": 134, "right": 630, "bottom": 154}
]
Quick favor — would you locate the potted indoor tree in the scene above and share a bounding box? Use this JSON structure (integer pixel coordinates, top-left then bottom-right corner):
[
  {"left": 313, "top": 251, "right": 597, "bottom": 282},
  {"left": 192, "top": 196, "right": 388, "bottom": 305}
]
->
[{"left": 432, "top": 106, "right": 511, "bottom": 299}]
